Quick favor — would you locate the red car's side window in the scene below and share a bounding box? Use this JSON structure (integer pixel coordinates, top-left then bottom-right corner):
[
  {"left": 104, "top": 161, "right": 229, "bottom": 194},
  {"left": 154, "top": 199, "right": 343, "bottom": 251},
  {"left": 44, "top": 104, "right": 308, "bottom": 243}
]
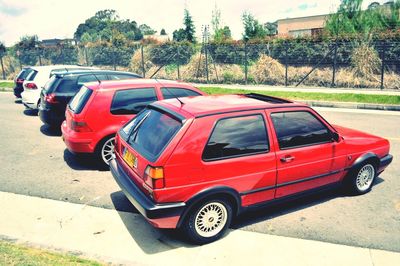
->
[
  {"left": 271, "top": 111, "right": 333, "bottom": 150},
  {"left": 202, "top": 114, "right": 269, "bottom": 161},
  {"left": 110, "top": 88, "right": 158, "bottom": 115}
]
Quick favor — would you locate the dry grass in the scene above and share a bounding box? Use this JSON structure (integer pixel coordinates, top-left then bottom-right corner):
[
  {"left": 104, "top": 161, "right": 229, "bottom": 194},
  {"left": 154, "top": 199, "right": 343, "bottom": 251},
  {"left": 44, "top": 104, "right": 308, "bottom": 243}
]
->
[
  {"left": 128, "top": 46, "right": 154, "bottom": 76},
  {"left": 249, "top": 54, "right": 285, "bottom": 84},
  {"left": 351, "top": 44, "right": 381, "bottom": 80}
]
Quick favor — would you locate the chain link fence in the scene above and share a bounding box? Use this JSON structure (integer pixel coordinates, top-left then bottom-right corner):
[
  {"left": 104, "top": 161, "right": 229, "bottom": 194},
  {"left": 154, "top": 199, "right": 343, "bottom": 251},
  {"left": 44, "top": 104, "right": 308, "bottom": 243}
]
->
[{"left": 1, "top": 40, "right": 399, "bottom": 89}]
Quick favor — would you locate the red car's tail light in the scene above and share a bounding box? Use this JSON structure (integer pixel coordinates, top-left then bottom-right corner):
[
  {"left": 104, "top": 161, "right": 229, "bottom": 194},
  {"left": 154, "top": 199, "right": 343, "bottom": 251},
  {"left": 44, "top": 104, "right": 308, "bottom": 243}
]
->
[
  {"left": 71, "top": 120, "right": 92, "bottom": 132},
  {"left": 44, "top": 93, "right": 59, "bottom": 104},
  {"left": 144, "top": 166, "right": 165, "bottom": 189},
  {"left": 25, "top": 83, "right": 37, "bottom": 89}
]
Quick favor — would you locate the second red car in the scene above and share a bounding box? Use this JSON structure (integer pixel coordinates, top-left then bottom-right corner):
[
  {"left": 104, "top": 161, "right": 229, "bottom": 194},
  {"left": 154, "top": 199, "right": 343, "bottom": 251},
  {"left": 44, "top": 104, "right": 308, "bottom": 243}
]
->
[{"left": 61, "top": 79, "right": 205, "bottom": 166}]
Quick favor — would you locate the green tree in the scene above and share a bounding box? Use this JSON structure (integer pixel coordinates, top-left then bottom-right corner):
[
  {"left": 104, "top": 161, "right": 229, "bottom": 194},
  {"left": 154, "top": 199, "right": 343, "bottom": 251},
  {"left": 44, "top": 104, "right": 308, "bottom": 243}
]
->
[
  {"left": 211, "top": 4, "right": 221, "bottom": 35},
  {"left": 241, "top": 11, "right": 267, "bottom": 40},
  {"left": 172, "top": 8, "right": 196, "bottom": 42},
  {"left": 15, "top": 35, "right": 39, "bottom": 65},
  {"left": 74, "top": 10, "right": 143, "bottom": 41},
  {"left": 160, "top": 29, "right": 167, "bottom": 35},
  {"left": 173, "top": 29, "right": 186, "bottom": 42},
  {"left": 184, "top": 9, "right": 196, "bottom": 43},
  {"left": 264, "top": 22, "right": 278, "bottom": 36},
  {"left": 210, "top": 4, "right": 232, "bottom": 42},
  {"left": 214, "top": 26, "right": 232, "bottom": 42},
  {"left": 139, "top": 24, "right": 157, "bottom": 35},
  {"left": 325, "top": 0, "right": 400, "bottom": 37}
]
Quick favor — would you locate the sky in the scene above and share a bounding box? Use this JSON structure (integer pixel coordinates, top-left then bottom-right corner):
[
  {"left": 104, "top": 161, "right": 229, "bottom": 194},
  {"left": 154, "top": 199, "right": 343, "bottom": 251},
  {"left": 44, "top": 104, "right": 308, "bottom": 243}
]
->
[{"left": 0, "top": 0, "right": 388, "bottom": 46}]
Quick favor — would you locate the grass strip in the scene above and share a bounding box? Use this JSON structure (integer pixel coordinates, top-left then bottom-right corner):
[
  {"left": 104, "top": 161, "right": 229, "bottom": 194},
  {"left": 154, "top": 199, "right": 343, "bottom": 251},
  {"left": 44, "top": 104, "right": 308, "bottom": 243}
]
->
[
  {"left": 0, "top": 240, "right": 103, "bottom": 266},
  {"left": 0, "top": 82, "right": 14, "bottom": 89},
  {"left": 200, "top": 87, "right": 400, "bottom": 105}
]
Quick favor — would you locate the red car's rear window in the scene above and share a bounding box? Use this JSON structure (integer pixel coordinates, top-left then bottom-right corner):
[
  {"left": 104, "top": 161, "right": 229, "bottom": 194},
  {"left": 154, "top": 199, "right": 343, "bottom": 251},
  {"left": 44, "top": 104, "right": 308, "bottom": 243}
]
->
[{"left": 120, "top": 108, "right": 182, "bottom": 162}]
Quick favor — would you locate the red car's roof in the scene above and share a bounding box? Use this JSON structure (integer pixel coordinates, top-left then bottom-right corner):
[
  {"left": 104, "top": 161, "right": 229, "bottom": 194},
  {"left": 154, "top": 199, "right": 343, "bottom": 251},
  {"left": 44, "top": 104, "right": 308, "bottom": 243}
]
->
[
  {"left": 85, "top": 78, "right": 196, "bottom": 91},
  {"left": 155, "top": 94, "right": 307, "bottom": 118}
]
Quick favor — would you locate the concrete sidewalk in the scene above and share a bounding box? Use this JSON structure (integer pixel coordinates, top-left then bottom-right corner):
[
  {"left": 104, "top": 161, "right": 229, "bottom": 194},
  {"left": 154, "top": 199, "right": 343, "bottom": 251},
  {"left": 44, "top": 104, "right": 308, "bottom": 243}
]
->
[{"left": 1, "top": 191, "right": 399, "bottom": 266}]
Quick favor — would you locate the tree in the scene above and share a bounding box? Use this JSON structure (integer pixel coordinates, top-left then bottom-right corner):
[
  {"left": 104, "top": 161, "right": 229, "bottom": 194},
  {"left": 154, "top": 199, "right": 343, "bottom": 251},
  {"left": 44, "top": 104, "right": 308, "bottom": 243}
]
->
[
  {"left": 74, "top": 10, "right": 143, "bottom": 41},
  {"left": 173, "top": 29, "right": 187, "bottom": 42},
  {"left": 213, "top": 26, "right": 232, "bottom": 42},
  {"left": 172, "top": 8, "right": 196, "bottom": 42},
  {"left": 139, "top": 24, "right": 157, "bottom": 35},
  {"left": 160, "top": 29, "right": 167, "bottom": 35},
  {"left": 241, "top": 11, "right": 267, "bottom": 40},
  {"left": 210, "top": 4, "right": 232, "bottom": 42},
  {"left": 325, "top": 0, "right": 400, "bottom": 37},
  {"left": 211, "top": 4, "right": 221, "bottom": 35},
  {"left": 15, "top": 35, "right": 39, "bottom": 65},
  {"left": 183, "top": 9, "right": 196, "bottom": 43},
  {"left": 264, "top": 22, "right": 278, "bottom": 36}
]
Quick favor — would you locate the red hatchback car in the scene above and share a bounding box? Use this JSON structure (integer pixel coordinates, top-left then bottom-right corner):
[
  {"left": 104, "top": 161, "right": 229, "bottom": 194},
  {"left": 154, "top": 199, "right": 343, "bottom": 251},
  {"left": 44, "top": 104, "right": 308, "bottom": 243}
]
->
[
  {"left": 61, "top": 79, "right": 205, "bottom": 165},
  {"left": 110, "top": 93, "right": 393, "bottom": 244}
]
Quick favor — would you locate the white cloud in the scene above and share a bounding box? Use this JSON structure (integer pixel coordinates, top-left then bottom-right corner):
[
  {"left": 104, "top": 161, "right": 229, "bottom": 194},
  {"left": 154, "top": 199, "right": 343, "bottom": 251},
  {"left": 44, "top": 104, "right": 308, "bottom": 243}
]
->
[{"left": 0, "top": 0, "right": 385, "bottom": 46}]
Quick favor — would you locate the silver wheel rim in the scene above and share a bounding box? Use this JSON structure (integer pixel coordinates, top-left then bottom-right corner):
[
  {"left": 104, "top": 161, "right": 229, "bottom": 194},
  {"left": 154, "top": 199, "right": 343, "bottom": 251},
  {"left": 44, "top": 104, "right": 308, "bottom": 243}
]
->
[
  {"left": 194, "top": 202, "right": 227, "bottom": 238},
  {"left": 356, "top": 164, "right": 375, "bottom": 192},
  {"left": 101, "top": 137, "right": 115, "bottom": 165}
]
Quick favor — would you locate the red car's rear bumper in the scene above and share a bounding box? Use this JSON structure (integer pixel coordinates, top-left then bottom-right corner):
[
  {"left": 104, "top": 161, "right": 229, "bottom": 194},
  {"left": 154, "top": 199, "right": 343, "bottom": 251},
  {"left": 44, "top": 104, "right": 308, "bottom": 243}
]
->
[{"left": 61, "top": 121, "right": 94, "bottom": 153}]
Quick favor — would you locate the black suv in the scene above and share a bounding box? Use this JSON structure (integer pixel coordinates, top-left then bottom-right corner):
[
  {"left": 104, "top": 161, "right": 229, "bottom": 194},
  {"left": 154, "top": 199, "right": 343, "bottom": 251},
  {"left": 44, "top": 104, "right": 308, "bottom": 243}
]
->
[
  {"left": 14, "top": 67, "right": 34, "bottom": 98},
  {"left": 39, "top": 70, "right": 141, "bottom": 127}
]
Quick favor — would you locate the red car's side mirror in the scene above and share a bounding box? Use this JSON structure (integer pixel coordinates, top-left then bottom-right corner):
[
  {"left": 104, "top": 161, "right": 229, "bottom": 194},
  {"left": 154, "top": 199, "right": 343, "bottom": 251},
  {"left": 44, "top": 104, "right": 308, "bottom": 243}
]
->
[{"left": 332, "top": 132, "right": 341, "bottom": 142}]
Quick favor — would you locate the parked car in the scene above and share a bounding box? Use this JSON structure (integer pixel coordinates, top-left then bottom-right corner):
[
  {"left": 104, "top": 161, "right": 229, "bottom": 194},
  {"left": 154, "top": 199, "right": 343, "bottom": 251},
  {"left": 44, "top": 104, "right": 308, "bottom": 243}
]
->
[
  {"left": 21, "top": 65, "right": 95, "bottom": 110},
  {"left": 61, "top": 79, "right": 205, "bottom": 166},
  {"left": 39, "top": 70, "right": 141, "bottom": 128},
  {"left": 110, "top": 93, "right": 393, "bottom": 244},
  {"left": 13, "top": 67, "right": 34, "bottom": 98}
]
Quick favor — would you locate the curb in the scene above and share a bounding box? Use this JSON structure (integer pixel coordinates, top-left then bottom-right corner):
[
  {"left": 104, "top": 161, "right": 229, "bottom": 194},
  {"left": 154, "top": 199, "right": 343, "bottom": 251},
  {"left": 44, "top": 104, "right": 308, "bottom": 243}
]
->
[{"left": 300, "top": 100, "right": 400, "bottom": 111}]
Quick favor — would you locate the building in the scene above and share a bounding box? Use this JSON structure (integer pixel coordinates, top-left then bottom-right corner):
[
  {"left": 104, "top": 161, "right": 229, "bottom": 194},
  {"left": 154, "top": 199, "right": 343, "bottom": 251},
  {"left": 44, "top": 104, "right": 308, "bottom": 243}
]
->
[
  {"left": 142, "top": 34, "right": 170, "bottom": 43},
  {"left": 41, "top": 38, "right": 77, "bottom": 47},
  {"left": 277, "top": 14, "right": 329, "bottom": 37}
]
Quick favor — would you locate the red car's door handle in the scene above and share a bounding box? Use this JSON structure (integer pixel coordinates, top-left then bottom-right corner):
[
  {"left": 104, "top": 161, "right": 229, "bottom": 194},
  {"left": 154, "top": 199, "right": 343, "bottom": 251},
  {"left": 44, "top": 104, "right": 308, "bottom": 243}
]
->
[{"left": 280, "top": 155, "right": 295, "bottom": 163}]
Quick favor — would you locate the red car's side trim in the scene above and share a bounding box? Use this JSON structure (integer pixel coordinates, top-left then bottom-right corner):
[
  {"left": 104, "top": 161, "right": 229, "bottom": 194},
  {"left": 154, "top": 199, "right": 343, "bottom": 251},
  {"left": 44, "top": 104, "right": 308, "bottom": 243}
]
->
[{"left": 240, "top": 169, "right": 343, "bottom": 196}]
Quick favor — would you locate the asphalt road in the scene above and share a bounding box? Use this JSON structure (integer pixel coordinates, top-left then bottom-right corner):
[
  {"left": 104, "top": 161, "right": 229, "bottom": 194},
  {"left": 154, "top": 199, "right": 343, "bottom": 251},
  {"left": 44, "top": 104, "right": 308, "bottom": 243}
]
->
[{"left": 0, "top": 92, "right": 399, "bottom": 252}]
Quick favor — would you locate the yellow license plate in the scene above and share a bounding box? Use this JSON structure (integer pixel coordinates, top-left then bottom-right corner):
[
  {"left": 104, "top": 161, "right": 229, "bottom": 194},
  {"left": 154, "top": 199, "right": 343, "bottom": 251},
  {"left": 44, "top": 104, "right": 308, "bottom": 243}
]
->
[{"left": 123, "top": 147, "right": 137, "bottom": 168}]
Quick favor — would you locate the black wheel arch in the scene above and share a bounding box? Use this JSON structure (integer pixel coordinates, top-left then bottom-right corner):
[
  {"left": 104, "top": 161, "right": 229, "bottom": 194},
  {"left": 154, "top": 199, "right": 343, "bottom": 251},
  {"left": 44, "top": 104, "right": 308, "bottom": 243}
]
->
[
  {"left": 345, "top": 152, "right": 380, "bottom": 180},
  {"left": 176, "top": 186, "right": 242, "bottom": 228}
]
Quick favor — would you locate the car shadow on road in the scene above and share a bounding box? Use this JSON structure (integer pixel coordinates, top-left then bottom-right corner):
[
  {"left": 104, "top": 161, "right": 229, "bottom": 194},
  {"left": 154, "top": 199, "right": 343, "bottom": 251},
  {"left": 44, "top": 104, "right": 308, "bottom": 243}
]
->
[
  {"left": 109, "top": 177, "right": 385, "bottom": 254},
  {"left": 14, "top": 99, "right": 22, "bottom": 104},
  {"left": 63, "top": 149, "right": 109, "bottom": 171},
  {"left": 232, "top": 177, "right": 385, "bottom": 229},
  {"left": 40, "top": 124, "right": 61, "bottom": 137},
  {"left": 23, "top": 109, "right": 38, "bottom": 116},
  {"left": 110, "top": 191, "right": 193, "bottom": 254}
]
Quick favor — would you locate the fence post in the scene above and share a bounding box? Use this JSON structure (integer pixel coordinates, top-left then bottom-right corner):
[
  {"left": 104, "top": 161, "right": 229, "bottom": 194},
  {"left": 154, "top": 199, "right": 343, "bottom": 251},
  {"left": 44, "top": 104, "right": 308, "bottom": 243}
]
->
[
  {"left": 205, "top": 43, "right": 209, "bottom": 83},
  {"left": 141, "top": 45, "right": 145, "bottom": 78},
  {"left": 331, "top": 40, "right": 338, "bottom": 88},
  {"left": 380, "top": 43, "right": 386, "bottom": 90},
  {"left": 244, "top": 42, "right": 248, "bottom": 85},
  {"left": 84, "top": 46, "right": 89, "bottom": 66},
  {"left": 0, "top": 56, "right": 5, "bottom": 80},
  {"left": 285, "top": 42, "right": 288, "bottom": 87},
  {"left": 112, "top": 46, "right": 116, "bottom": 70},
  {"left": 38, "top": 49, "right": 42, "bottom": 66},
  {"left": 176, "top": 45, "right": 180, "bottom": 80}
]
